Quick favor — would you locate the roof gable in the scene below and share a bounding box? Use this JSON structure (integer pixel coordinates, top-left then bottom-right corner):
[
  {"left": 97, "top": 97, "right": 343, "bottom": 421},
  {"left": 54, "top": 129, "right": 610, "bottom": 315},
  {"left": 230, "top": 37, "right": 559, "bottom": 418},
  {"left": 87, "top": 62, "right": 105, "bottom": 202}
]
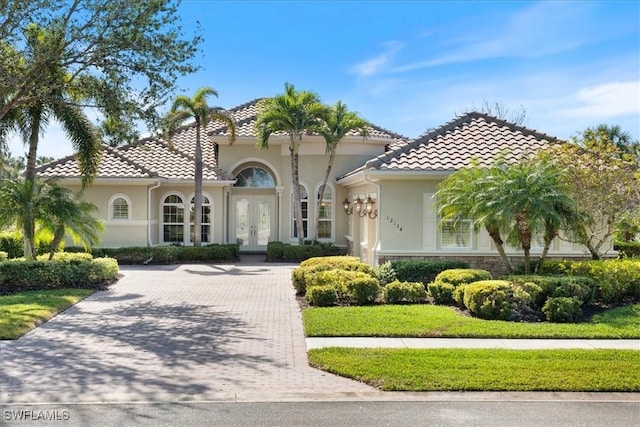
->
[{"left": 344, "top": 112, "right": 560, "bottom": 177}]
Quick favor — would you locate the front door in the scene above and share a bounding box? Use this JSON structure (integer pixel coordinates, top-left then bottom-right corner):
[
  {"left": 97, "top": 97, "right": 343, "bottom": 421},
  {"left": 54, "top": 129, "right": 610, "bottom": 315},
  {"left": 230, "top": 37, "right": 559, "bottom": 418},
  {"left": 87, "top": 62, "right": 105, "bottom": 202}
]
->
[{"left": 231, "top": 195, "right": 275, "bottom": 251}]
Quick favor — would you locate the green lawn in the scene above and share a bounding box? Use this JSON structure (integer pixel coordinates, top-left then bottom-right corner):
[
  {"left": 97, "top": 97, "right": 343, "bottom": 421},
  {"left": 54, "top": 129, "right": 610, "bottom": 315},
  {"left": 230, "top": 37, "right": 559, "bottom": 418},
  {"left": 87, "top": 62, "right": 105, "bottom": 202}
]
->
[
  {"left": 303, "top": 304, "right": 640, "bottom": 338},
  {"left": 0, "top": 289, "right": 93, "bottom": 339},
  {"left": 308, "top": 348, "right": 640, "bottom": 391}
]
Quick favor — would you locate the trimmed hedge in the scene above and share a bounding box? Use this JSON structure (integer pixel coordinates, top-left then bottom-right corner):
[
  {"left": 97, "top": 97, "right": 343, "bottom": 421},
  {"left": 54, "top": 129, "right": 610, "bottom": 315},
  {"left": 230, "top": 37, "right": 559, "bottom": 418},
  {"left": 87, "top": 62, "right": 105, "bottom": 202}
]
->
[
  {"left": 507, "top": 275, "right": 596, "bottom": 306},
  {"left": 542, "top": 297, "right": 583, "bottom": 323},
  {"left": 0, "top": 256, "right": 119, "bottom": 294},
  {"left": 305, "top": 285, "right": 338, "bottom": 307},
  {"left": 383, "top": 280, "right": 427, "bottom": 304},
  {"left": 391, "top": 260, "right": 468, "bottom": 284},
  {"left": 615, "top": 241, "right": 640, "bottom": 258},
  {"left": 66, "top": 244, "right": 240, "bottom": 265},
  {"left": 463, "top": 280, "right": 537, "bottom": 321},
  {"left": 0, "top": 251, "right": 7, "bottom": 261},
  {"left": 303, "top": 269, "right": 380, "bottom": 305},
  {"left": 429, "top": 269, "right": 492, "bottom": 305},
  {"left": 266, "top": 241, "right": 342, "bottom": 262},
  {"left": 292, "top": 257, "right": 377, "bottom": 296},
  {"left": 539, "top": 259, "right": 640, "bottom": 303}
]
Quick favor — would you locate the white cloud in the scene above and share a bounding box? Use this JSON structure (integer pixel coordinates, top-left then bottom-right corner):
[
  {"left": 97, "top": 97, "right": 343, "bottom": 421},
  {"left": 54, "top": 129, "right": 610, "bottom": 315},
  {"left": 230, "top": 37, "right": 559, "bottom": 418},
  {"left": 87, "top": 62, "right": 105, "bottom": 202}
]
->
[
  {"left": 561, "top": 81, "right": 640, "bottom": 119},
  {"left": 350, "top": 41, "right": 404, "bottom": 77}
]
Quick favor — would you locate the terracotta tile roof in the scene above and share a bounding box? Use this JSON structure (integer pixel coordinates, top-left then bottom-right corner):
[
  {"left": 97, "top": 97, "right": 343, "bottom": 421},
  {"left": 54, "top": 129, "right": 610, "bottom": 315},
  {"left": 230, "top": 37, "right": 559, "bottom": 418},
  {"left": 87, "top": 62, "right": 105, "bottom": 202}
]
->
[
  {"left": 36, "top": 98, "right": 406, "bottom": 180},
  {"left": 341, "top": 112, "right": 561, "bottom": 178}
]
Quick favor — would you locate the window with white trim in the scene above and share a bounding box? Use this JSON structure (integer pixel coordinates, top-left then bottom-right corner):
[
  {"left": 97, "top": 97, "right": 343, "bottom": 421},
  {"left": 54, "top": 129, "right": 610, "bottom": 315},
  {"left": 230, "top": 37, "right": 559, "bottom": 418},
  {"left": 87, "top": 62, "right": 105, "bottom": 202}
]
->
[
  {"left": 317, "top": 184, "right": 333, "bottom": 240},
  {"left": 111, "top": 197, "right": 129, "bottom": 220},
  {"left": 163, "top": 194, "right": 184, "bottom": 243},
  {"left": 440, "top": 220, "right": 472, "bottom": 249},
  {"left": 189, "top": 195, "right": 212, "bottom": 243},
  {"left": 292, "top": 184, "right": 309, "bottom": 240}
]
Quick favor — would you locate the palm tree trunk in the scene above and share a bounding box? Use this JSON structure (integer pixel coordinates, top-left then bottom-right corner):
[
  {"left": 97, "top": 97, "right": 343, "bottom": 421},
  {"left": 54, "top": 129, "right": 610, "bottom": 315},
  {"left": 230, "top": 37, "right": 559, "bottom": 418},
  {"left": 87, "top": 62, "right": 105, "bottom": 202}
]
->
[
  {"left": 193, "top": 121, "right": 203, "bottom": 247},
  {"left": 291, "top": 138, "right": 304, "bottom": 245},
  {"left": 486, "top": 225, "right": 512, "bottom": 273},
  {"left": 23, "top": 109, "right": 42, "bottom": 260},
  {"left": 313, "top": 149, "right": 336, "bottom": 242},
  {"left": 48, "top": 225, "right": 65, "bottom": 260}
]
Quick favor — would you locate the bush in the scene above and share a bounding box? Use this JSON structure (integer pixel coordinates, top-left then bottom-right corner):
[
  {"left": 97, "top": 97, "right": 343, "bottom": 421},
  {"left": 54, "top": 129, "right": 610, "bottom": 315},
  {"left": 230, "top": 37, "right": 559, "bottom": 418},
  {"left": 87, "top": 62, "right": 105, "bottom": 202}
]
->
[
  {"left": 266, "top": 241, "right": 342, "bottom": 262},
  {"left": 383, "top": 280, "right": 426, "bottom": 304},
  {"left": 463, "top": 280, "right": 535, "bottom": 321},
  {"left": 615, "top": 241, "right": 640, "bottom": 258},
  {"left": 376, "top": 261, "right": 397, "bottom": 286},
  {"left": 0, "top": 251, "right": 7, "bottom": 261},
  {"left": 391, "top": 260, "right": 468, "bottom": 284},
  {"left": 0, "top": 257, "right": 119, "bottom": 293},
  {"left": 292, "top": 257, "right": 377, "bottom": 296},
  {"left": 305, "top": 285, "right": 339, "bottom": 306},
  {"left": 507, "top": 275, "right": 595, "bottom": 307},
  {"left": 0, "top": 231, "right": 24, "bottom": 259},
  {"left": 429, "top": 269, "right": 492, "bottom": 305},
  {"left": 345, "top": 276, "right": 380, "bottom": 305},
  {"left": 427, "top": 282, "right": 456, "bottom": 305},
  {"left": 452, "top": 284, "right": 469, "bottom": 307},
  {"left": 434, "top": 269, "right": 492, "bottom": 286},
  {"left": 542, "top": 297, "right": 583, "bottom": 323},
  {"left": 539, "top": 259, "right": 640, "bottom": 303},
  {"left": 88, "top": 244, "right": 239, "bottom": 265}
]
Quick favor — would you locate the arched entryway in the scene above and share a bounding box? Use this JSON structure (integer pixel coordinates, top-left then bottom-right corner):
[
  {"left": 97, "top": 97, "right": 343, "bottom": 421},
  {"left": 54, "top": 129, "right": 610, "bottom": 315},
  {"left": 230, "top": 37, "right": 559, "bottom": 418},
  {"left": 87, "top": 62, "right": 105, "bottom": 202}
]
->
[{"left": 229, "top": 162, "right": 281, "bottom": 252}]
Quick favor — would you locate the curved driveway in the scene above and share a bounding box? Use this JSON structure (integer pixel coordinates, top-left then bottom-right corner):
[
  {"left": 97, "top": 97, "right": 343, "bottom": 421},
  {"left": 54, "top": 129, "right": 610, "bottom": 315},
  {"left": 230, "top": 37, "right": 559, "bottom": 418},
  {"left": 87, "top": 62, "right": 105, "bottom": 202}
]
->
[{"left": 0, "top": 259, "right": 374, "bottom": 404}]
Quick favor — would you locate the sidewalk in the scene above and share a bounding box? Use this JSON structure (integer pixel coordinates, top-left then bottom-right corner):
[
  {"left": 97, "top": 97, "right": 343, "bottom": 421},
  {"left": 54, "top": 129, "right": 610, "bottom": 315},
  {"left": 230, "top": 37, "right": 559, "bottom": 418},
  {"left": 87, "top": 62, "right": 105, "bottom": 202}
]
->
[{"left": 306, "top": 337, "right": 640, "bottom": 350}]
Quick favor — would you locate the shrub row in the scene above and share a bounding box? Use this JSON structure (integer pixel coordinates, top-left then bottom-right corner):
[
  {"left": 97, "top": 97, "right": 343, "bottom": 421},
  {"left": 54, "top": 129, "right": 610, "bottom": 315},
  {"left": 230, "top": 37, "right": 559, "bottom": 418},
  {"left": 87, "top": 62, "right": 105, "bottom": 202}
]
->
[
  {"left": 383, "top": 280, "right": 427, "bottom": 304},
  {"left": 0, "top": 255, "right": 119, "bottom": 294},
  {"left": 293, "top": 256, "right": 376, "bottom": 296},
  {"left": 614, "top": 241, "right": 640, "bottom": 258},
  {"left": 304, "top": 269, "right": 380, "bottom": 306},
  {"left": 462, "top": 280, "right": 541, "bottom": 321},
  {"left": 266, "top": 241, "right": 343, "bottom": 262},
  {"left": 0, "top": 251, "right": 7, "bottom": 261},
  {"left": 539, "top": 259, "right": 640, "bottom": 303},
  {"left": 427, "top": 269, "right": 492, "bottom": 305},
  {"left": 65, "top": 244, "right": 240, "bottom": 265},
  {"left": 390, "top": 260, "right": 468, "bottom": 284}
]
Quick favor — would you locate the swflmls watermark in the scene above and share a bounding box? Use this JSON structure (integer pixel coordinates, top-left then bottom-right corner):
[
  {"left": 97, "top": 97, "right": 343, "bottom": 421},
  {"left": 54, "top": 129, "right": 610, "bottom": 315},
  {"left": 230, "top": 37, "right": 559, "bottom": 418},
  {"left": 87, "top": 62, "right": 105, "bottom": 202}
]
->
[{"left": 3, "top": 409, "right": 70, "bottom": 422}]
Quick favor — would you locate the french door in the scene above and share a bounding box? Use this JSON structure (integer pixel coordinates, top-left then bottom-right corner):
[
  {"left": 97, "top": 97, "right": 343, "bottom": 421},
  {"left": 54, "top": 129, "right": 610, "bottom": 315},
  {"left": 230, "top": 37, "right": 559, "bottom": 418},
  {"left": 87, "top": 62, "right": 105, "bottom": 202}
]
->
[{"left": 231, "top": 195, "right": 275, "bottom": 251}]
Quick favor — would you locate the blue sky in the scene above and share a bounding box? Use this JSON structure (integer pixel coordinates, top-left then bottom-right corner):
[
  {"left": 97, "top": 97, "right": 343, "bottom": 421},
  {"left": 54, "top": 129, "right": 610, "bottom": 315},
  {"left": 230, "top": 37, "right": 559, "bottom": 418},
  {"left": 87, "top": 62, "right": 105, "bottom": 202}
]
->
[{"left": 9, "top": 0, "right": 640, "bottom": 159}]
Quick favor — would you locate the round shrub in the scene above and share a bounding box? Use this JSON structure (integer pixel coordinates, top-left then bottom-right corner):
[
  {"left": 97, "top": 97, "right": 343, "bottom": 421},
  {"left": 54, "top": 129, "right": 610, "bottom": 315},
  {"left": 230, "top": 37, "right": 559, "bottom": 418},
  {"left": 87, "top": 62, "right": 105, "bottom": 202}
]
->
[
  {"left": 542, "top": 297, "right": 583, "bottom": 323},
  {"left": 427, "top": 282, "right": 455, "bottom": 305},
  {"left": 0, "top": 251, "right": 7, "bottom": 261},
  {"left": 463, "top": 280, "right": 533, "bottom": 321},
  {"left": 383, "top": 280, "right": 426, "bottom": 304},
  {"left": 434, "top": 269, "right": 492, "bottom": 286},
  {"left": 292, "top": 257, "right": 377, "bottom": 296},
  {"left": 452, "top": 283, "right": 469, "bottom": 307},
  {"left": 345, "top": 277, "right": 380, "bottom": 305},
  {"left": 305, "top": 285, "right": 338, "bottom": 306}
]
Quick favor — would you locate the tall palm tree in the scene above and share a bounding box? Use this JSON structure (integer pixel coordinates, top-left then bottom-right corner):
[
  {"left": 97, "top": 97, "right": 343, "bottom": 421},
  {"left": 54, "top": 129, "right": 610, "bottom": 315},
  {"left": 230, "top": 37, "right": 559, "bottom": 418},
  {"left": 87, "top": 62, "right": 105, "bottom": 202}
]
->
[
  {"left": 39, "top": 185, "right": 104, "bottom": 260},
  {"left": 314, "top": 101, "right": 368, "bottom": 241},
  {"left": 436, "top": 161, "right": 514, "bottom": 272},
  {"left": 256, "top": 83, "right": 329, "bottom": 244},
  {"left": 165, "top": 87, "right": 236, "bottom": 246}
]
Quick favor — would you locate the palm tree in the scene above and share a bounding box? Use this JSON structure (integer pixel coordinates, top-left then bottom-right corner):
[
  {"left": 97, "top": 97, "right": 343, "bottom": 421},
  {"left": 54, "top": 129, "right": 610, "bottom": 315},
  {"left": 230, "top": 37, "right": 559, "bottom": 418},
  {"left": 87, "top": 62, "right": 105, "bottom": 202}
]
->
[
  {"left": 314, "top": 101, "right": 368, "bottom": 241},
  {"left": 256, "top": 83, "right": 329, "bottom": 244},
  {"left": 38, "top": 185, "right": 104, "bottom": 260},
  {"left": 484, "top": 158, "right": 577, "bottom": 274},
  {"left": 165, "top": 87, "right": 236, "bottom": 246},
  {"left": 1, "top": 24, "right": 102, "bottom": 187},
  {"left": 436, "top": 162, "right": 514, "bottom": 272}
]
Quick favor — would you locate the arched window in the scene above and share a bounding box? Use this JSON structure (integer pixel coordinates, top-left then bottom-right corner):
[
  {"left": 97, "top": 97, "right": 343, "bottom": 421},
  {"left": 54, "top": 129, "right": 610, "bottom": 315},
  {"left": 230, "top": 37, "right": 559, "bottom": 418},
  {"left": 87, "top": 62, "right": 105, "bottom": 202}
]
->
[
  {"left": 189, "top": 195, "right": 212, "bottom": 243},
  {"left": 109, "top": 194, "right": 131, "bottom": 220},
  {"left": 234, "top": 167, "right": 275, "bottom": 188},
  {"left": 292, "top": 184, "right": 309, "bottom": 240},
  {"left": 163, "top": 194, "right": 184, "bottom": 243},
  {"left": 316, "top": 184, "right": 333, "bottom": 240}
]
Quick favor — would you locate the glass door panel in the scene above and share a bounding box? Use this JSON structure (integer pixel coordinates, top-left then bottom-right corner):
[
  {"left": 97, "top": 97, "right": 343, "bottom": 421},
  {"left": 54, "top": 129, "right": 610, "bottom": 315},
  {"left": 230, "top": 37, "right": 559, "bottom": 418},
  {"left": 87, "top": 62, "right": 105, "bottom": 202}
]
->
[
  {"left": 235, "top": 198, "right": 250, "bottom": 247},
  {"left": 257, "top": 199, "right": 271, "bottom": 246}
]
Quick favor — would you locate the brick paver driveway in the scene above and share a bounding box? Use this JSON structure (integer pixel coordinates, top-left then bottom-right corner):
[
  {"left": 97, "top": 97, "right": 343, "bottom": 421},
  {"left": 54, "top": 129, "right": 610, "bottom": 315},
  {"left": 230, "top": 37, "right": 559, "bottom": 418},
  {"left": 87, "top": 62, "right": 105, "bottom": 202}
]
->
[{"left": 0, "top": 259, "right": 373, "bottom": 403}]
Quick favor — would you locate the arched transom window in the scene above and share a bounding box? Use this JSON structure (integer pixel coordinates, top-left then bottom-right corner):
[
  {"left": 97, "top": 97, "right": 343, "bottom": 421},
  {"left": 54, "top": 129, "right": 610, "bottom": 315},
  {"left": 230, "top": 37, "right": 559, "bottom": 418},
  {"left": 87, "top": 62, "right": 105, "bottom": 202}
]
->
[{"left": 234, "top": 167, "right": 275, "bottom": 188}]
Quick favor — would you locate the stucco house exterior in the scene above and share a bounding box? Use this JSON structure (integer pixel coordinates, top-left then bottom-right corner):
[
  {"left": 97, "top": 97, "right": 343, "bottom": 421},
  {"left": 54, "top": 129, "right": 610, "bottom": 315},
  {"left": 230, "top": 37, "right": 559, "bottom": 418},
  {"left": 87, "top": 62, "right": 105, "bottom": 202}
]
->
[{"left": 37, "top": 100, "right": 593, "bottom": 268}]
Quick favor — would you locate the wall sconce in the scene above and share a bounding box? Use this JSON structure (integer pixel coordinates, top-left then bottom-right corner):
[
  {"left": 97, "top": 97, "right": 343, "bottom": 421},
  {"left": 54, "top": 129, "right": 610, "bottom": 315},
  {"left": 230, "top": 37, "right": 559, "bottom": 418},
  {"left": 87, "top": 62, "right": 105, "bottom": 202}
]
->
[{"left": 343, "top": 196, "right": 377, "bottom": 219}]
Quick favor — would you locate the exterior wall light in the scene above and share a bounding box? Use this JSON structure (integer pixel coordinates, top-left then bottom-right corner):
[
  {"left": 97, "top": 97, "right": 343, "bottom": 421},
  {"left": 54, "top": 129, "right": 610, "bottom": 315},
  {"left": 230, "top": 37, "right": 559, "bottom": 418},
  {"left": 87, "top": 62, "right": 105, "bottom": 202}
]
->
[{"left": 343, "top": 196, "right": 377, "bottom": 219}]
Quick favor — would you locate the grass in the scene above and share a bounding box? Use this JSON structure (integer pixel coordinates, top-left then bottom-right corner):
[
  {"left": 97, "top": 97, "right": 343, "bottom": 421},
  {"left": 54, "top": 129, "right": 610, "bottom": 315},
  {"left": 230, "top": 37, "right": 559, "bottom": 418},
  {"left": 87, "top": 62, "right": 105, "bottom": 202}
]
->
[
  {"left": 303, "top": 304, "right": 640, "bottom": 338},
  {"left": 308, "top": 348, "right": 640, "bottom": 391},
  {"left": 0, "top": 288, "right": 93, "bottom": 339}
]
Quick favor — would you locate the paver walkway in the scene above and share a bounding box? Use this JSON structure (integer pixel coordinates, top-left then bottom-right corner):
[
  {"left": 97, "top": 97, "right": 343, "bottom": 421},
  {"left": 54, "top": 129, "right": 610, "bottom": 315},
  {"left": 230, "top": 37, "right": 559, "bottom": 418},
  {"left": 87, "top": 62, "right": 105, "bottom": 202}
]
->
[{"left": 0, "top": 259, "right": 374, "bottom": 404}]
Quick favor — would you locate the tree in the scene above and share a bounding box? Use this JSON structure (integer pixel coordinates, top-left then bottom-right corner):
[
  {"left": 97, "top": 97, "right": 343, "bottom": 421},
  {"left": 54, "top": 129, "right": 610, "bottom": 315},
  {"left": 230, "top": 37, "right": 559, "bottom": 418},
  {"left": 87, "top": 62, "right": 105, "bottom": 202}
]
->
[
  {"left": 538, "top": 125, "right": 639, "bottom": 259},
  {"left": 482, "top": 158, "right": 577, "bottom": 274},
  {"left": 461, "top": 99, "right": 527, "bottom": 125},
  {"left": 1, "top": 24, "right": 102, "bottom": 187},
  {"left": 39, "top": 185, "right": 104, "bottom": 259},
  {"left": 0, "top": 152, "right": 25, "bottom": 180},
  {"left": 314, "top": 101, "right": 368, "bottom": 241},
  {"left": 1, "top": 0, "right": 201, "bottom": 141},
  {"left": 256, "top": 83, "right": 329, "bottom": 245},
  {"left": 435, "top": 162, "right": 514, "bottom": 273},
  {"left": 164, "top": 87, "right": 236, "bottom": 246}
]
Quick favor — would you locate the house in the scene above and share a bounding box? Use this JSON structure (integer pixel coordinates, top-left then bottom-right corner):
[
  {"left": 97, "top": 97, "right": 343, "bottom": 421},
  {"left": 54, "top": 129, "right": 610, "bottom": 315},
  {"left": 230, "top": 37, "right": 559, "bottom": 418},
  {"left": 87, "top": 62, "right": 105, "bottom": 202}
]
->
[{"left": 37, "top": 100, "right": 593, "bottom": 269}]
